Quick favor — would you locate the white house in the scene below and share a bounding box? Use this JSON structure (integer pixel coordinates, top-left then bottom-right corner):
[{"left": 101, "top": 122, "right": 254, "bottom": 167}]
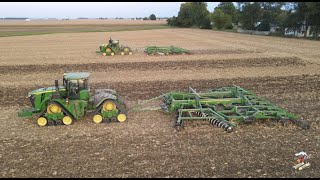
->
[
  {"left": 284, "top": 27, "right": 312, "bottom": 37},
  {"left": 270, "top": 24, "right": 280, "bottom": 33},
  {"left": 284, "top": 20, "right": 313, "bottom": 37}
]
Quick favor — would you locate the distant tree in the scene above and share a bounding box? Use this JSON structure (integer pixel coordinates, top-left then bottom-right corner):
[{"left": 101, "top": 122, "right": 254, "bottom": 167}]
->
[
  {"left": 284, "top": 2, "right": 308, "bottom": 37},
  {"left": 306, "top": 2, "right": 320, "bottom": 38},
  {"left": 275, "top": 10, "right": 289, "bottom": 32},
  {"left": 239, "top": 2, "right": 262, "bottom": 30},
  {"left": 190, "top": 2, "right": 211, "bottom": 29},
  {"left": 211, "top": 8, "right": 232, "bottom": 30},
  {"left": 216, "top": 2, "right": 237, "bottom": 23},
  {"left": 259, "top": 2, "right": 287, "bottom": 33},
  {"left": 149, "top": 14, "right": 157, "bottom": 20},
  {"left": 283, "top": 11, "right": 301, "bottom": 36},
  {"left": 234, "top": 1, "right": 320, "bottom": 39},
  {"left": 176, "top": 2, "right": 194, "bottom": 27},
  {"left": 172, "top": 2, "right": 211, "bottom": 29},
  {"left": 143, "top": 17, "right": 148, "bottom": 20},
  {"left": 260, "top": 2, "right": 286, "bottom": 23},
  {"left": 167, "top": 16, "right": 179, "bottom": 26},
  {"left": 200, "top": 15, "right": 212, "bottom": 29}
]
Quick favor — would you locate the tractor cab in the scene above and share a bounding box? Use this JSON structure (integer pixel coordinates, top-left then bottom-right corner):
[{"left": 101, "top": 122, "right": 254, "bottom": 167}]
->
[
  {"left": 108, "top": 37, "right": 120, "bottom": 50},
  {"left": 62, "top": 72, "right": 90, "bottom": 100},
  {"left": 109, "top": 37, "right": 119, "bottom": 46}
]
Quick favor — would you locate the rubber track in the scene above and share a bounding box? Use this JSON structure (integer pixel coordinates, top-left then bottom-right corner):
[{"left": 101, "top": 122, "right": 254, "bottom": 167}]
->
[{"left": 40, "top": 101, "right": 75, "bottom": 120}]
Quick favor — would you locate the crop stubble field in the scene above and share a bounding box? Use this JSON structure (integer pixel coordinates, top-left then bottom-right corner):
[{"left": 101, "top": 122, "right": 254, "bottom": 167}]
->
[{"left": 0, "top": 20, "right": 320, "bottom": 178}]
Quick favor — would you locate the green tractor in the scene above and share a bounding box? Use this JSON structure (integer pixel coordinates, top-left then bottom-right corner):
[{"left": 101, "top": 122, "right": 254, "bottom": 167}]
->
[
  {"left": 18, "top": 72, "right": 128, "bottom": 127},
  {"left": 98, "top": 37, "right": 133, "bottom": 56}
]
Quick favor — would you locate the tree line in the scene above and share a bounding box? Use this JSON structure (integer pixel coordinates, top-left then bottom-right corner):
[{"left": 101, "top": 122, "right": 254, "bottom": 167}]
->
[{"left": 166, "top": 2, "right": 320, "bottom": 38}]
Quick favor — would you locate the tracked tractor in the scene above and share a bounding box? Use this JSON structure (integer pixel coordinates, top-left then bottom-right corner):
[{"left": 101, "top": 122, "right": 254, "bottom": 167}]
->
[
  {"left": 98, "top": 37, "right": 133, "bottom": 56},
  {"left": 18, "top": 72, "right": 128, "bottom": 127}
]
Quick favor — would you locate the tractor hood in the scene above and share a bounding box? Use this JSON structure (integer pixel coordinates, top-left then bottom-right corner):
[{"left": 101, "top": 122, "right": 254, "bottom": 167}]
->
[{"left": 28, "top": 86, "right": 66, "bottom": 97}]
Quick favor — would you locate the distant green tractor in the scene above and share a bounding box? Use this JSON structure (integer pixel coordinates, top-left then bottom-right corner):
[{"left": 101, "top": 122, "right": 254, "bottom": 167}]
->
[
  {"left": 18, "top": 72, "right": 128, "bottom": 126},
  {"left": 98, "top": 37, "right": 133, "bottom": 56}
]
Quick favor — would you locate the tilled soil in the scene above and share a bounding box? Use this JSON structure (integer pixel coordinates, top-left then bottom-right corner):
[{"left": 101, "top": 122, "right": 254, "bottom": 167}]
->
[
  {"left": 0, "top": 28, "right": 320, "bottom": 178},
  {"left": 0, "top": 56, "right": 305, "bottom": 75}
]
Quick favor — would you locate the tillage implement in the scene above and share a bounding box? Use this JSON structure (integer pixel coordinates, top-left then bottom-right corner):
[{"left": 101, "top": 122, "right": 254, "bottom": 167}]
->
[
  {"left": 144, "top": 46, "right": 189, "bottom": 55},
  {"left": 134, "top": 86, "right": 310, "bottom": 132}
]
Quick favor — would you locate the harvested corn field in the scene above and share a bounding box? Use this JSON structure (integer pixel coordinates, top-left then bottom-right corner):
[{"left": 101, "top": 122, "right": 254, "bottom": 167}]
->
[
  {"left": 0, "top": 19, "right": 168, "bottom": 37},
  {"left": 0, "top": 27, "right": 320, "bottom": 178}
]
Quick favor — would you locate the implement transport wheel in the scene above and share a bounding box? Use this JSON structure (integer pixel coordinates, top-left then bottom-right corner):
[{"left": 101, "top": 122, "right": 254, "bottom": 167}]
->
[
  {"left": 129, "top": 52, "right": 132, "bottom": 55},
  {"left": 103, "top": 101, "right": 117, "bottom": 111},
  {"left": 62, "top": 116, "right": 72, "bottom": 125},
  {"left": 103, "top": 53, "right": 107, "bottom": 56},
  {"left": 175, "top": 125, "right": 182, "bottom": 132},
  {"left": 226, "top": 126, "right": 234, "bottom": 133},
  {"left": 117, "top": 113, "right": 127, "bottom": 123},
  {"left": 47, "top": 104, "right": 62, "bottom": 114},
  {"left": 121, "top": 52, "right": 125, "bottom": 55},
  {"left": 37, "top": 117, "right": 47, "bottom": 127},
  {"left": 93, "top": 114, "right": 103, "bottom": 124},
  {"left": 244, "top": 116, "right": 255, "bottom": 124},
  {"left": 111, "top": 52, "right": 115, "bottom": 56},
  {"left": 279, "top": 118, "right": 290, "bottom": 126}
]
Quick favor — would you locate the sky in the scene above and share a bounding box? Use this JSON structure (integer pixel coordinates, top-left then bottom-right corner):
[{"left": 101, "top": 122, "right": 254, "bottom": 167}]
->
[{"left": 0, "top": 2, "right": 220, "bottom": 19}]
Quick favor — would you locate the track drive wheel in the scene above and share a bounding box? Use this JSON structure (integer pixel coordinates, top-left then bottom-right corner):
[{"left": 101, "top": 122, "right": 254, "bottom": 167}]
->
[
  {"left": 103, "top": 101, "right": 117, "bottom": 111},
  {"left": 47, "top": 104, "right": 62, "bottom": 114}
]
